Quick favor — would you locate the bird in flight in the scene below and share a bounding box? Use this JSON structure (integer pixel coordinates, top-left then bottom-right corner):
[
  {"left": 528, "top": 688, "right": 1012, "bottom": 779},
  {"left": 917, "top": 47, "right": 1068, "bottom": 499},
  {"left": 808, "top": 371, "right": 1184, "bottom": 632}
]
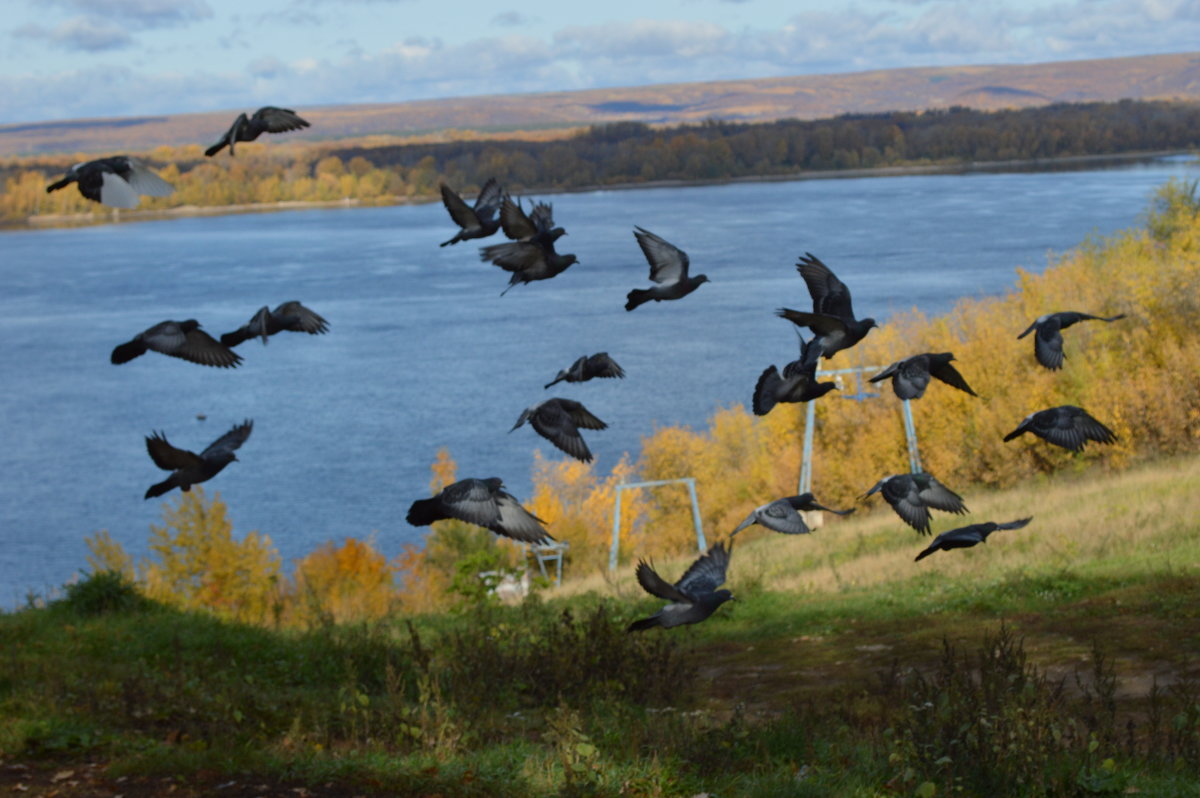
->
[
  {"left": 143, "top": 420, "right": 253, "bottom": 499},
  {"left": 544, "top": 352, "right": 625, "bottom": 390},
  {"left": 860, "top": 472, "right": 969, "bottom": 535},
  {"left": 45, "top": 156, "right": 174, "bottom": 209},
  {"left": 480, "top": 199, "right": 577, "bottom": 295},
  {"left": 112, "top": 320, "right": 241, "bottom": 368},
  {"left": 628, "top": 541, "right": 733, "bottom": 631},
  {"left": 406, "top": 477, "right": 552, "bottom": 544},
  {"left": 868, "top": 352, "right": 977, "bottom": 400},
  {"left": 731, "top": 493, "right": 855, "bottom": 537},
  {"left": 753, "top": 332, "right": 837, "bottom": 415},
  {"left": 625, "top": 227, "right": 709, "bottom": 311},
  {"left": 511, "top": 398, "right": 608, "bottom": 463},
  {"left": 914, "top": 518, "right": 1033, "bottom": 561},
  {"left": 439, "top": 179, "right": 504, "bottom": 246},
  {"left": 205, "top": 107, "right": 310, "bottom": 157},
  {"left": 1003, "top": 405, "right": 1117, "bottom": 451},
  {"left": 220, "top": 301, "right": 329, "bottom": 348},
  {"left": 777, "top": 252, "right": 877, "bottom": 359},
  {"left": 1017, "top": 311, "right": 1126, "bottom": 370}
]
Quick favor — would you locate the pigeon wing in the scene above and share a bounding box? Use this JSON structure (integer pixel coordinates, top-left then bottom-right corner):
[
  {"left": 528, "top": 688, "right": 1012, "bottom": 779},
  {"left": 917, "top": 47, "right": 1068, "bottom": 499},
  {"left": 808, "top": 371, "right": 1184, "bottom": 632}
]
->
[
  {"left": 881, "top": 477, "right": 932, "bottom": 534},
  {"left": 252, "top": 106, "right": 310, "bottom": 133},
  {"left": 438, "top": 479, "right": 504, "bottom": 528},
  {"left": 585, "top": 352, "right": 625, "bottom": 379},
  {"left": 529, "top": 201, "right": 555, "bottom": 234},
  {"left": 634, "top": 227, "right": 689, "bottom": 284},
  {"left": 1034, "top": 324, "right": 1066, "bottom": 370},
  {"left": 473, "top": 178, "right": 504, "bottom": 218},
  {"left": 918, "top": 477, "right": 969, "bottom": 515},
  {"left": 776, "top": 308, "right": 849, "bottom": 337},
  {"left": 178, "top": 328, "right": 242, "bottom": 368},
  {"left": 441, "top": 184, "right": 480, "bottom": 229},
  {"left": 499, "top": 196, "right": 538, "bottom": 240},
  {"left": 757, "top": 499, "right": 810, "bottom": 535},
  {"left": 97, "top": 171, "right": 141, "bottom": 209},
  {"left": 491, "top": 490, "right": 552, "bottom": 543},
  {"left": 481, "top": 241, "right": 547, "bottom": 272},
  {"left": 200, "top": 420, "right": 253, "bottom": 461},
  {"left": 556, "top": 398, "right": 608, "bottom": 431},
  {"left": 635, "top": 561, "right": 693, "bottom": 603},
  {"left": 1035, "top": 407, "right": 1115, "bottom": 450},
  {"left": 929, "top": 357, "right": 977, "bottom": 396},
  {"left": 273, "top": 301, "right": 329, "bottom": 334},
  {"left": 796, "top": 253, "right": 855, "bottom": 320},
  {"left": 676, "top": 541, "right": 730, "bottom": 597},
  {"left": 146, "top": 432, "right": 203, "bottom": 471}
]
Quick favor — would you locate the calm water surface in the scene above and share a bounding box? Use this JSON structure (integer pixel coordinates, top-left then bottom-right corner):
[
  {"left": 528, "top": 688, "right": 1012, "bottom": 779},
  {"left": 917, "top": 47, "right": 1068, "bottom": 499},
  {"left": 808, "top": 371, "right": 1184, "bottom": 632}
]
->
[{"left": 2, "top": 157, "right": 1197, "bottom": 605}]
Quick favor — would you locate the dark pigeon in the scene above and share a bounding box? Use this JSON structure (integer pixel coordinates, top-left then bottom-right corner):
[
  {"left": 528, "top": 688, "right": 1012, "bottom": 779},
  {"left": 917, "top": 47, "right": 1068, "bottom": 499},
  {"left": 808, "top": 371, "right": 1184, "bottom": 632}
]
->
[
  {"left": 731, "top": 493, "right": 855, "bottom": 536},
  {"left": 1017, "top": 312, "right": 1126, "bottom": 370},
  {"left": 915, "top": 517, "right": 1033, "bottom": 562},
  {"left": 144, "top": 419, "right": 252, "bottom": 499},
  {"left": 628, "top": 541, "right": 733, "bottom": 632},
  {"left": 868, "top": 352, "right": 977, "bottom": 400},
  {"left": 406, "top": 477, "right": 552, "bottom": 544},
  {"left": 861, "top": 472, "right": 969, "bottom": 535},
  {"left": 1003, "top": 405, "right": 1117, "bottom": 451},
  {"left": 45, "top": 156, "right": 174, "bottom": 209},
  {"left": 776, "top": 252, "right": 877, "bottom": 359},
  {"left": 112, "top": 319, "right": 241, "bottom": 368},
  {"left": 511, "top": 398, "right": 608, "bottom": 463},
  {"left": 625, "top": 227, "right": 709, "bottom": 311},
  {"left": 220, "top": 301, "right": 329, "bottom": 348},
  {"left": 753, "top": 333, "right": 837, "bottom": 415},
  {"left": 545, "top": 352, "right": 625, "bottom": 390},
  {"left": 480, "top": 239, "right": 577, "bottom": 296},
  {"left": 439, "top": 179, "right": 504, "bottom": 246},
  {"left": 205, "top": 107, "right": 310, "bottom": 157}
]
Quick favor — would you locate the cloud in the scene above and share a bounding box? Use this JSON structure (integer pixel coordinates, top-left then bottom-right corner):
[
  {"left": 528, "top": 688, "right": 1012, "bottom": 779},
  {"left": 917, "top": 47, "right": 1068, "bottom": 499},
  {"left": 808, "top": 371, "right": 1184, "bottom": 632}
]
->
[
  {"left": 42, "top": 0, "right": 213, "bottom": 29},
  {"left": 13, "top": 17, "right": 134, "bottom": 52}
]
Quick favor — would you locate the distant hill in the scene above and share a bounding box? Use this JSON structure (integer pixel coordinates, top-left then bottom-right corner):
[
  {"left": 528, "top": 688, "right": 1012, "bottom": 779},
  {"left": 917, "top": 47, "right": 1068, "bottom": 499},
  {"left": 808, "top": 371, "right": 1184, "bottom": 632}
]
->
[{"left": 3, "top": 51, "right": 1199, "bottom": 157}]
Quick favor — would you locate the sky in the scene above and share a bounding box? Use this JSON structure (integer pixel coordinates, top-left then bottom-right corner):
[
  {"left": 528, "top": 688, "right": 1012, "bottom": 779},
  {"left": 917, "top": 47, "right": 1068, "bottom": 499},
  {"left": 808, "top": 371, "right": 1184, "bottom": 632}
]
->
[{"left": 2, "top": 0, "right": 1199, "bottom": 126}]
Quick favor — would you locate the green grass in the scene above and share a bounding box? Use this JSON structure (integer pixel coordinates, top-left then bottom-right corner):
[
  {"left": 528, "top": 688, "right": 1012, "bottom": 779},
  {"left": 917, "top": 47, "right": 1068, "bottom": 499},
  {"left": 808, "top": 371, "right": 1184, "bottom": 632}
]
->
[{"left": 2, "top": 457, "right": 1199, "bottom": 796}]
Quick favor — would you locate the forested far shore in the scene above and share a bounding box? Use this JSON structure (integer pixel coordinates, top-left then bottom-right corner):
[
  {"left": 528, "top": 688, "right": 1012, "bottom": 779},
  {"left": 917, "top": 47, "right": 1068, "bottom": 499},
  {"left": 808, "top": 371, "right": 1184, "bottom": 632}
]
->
[{"left": 3, "top": 99, "right": 1200, "bottom": 228}]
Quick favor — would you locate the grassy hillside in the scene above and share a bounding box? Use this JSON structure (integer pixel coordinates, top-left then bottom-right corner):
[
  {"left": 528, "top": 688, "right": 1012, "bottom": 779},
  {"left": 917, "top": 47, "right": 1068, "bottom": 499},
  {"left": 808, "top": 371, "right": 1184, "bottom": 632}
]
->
[{"left": 2, "top": 455, "right": 1198, "bottom": 797}]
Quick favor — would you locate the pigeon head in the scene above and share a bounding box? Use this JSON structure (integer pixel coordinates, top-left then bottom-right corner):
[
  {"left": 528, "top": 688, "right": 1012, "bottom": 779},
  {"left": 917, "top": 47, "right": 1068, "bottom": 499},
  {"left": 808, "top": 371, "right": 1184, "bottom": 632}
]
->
[
  {"left": 859, "top": 477, "right": 891, "bottom": 500},
  {"left": 706, "top": 589, "right": 734, "bottom": 609},
  {"left": 863, "top": 318, "right": 879, "bottom": 330}
]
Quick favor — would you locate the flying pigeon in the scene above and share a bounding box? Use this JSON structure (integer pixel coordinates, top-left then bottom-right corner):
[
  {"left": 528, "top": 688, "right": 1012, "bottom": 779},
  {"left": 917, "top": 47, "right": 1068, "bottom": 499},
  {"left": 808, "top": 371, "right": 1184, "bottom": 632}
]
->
[
  {"left": 205, "top": 107, "right": 310, "bottom": 157},
  {"left": 498, "top": 195, "right": 565, "bottom": 249},
  {"left": 511, "top": 398, "right": 608, "bottom": 463},
  {"left": 544, "top": 352, "right": 625, "bottom": 390},
  {"left": 777, "top": 252, "right": 877, "bottom": 358},
  {"left": 628, "top": 541, "right": 733, "bottom": 631},
  {"left": 868, "top": 352, "right": 977, "bottom": 400},
  {"left": 111, "top": 320, "right": 242, "bottom": 368},
  {"left": 1017, "top": 311, "right": 1126, "bottom": 370},
  {"left": 914, "top": 517, "right": 1033, "bottom": 562},
  {"left": 439, "top": 179, "right": 504, "bottom": 246},
  {"left": 1003, "top": 405, "right": 1117, "bottom": 451},
  {"left": 861, "top": 472, "right": 969, "bottom": 535},
  {"left": 753, "top": 332, "right": 837, "bottom": 415},
  {"left": 406, "top": 477, "right": 552, "bottom": 544},
  {"left": 731, "top": 493, "right": 855, "bottom": 536},
  {"left": 220, "top": 301, "right": 329, "bottom": 348},
  {"left": 480, "top": 238, "right": 577, "bottom": 295},
  {"left": 143, "top": 419, "right": 252, "bottom": 499},
  {"left": 625, "top": 227, "right": 709, "bottom": 311},
  {"left": 45, "top": 156, "right": 175, "bottom": 209}
]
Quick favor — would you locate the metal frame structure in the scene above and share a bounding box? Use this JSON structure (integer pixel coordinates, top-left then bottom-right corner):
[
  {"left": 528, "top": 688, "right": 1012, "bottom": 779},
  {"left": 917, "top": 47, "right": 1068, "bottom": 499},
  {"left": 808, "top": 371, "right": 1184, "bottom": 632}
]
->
[
  {"left": 798, "top": 365, "right": 922, "bottom": 495},
  {"left": 526, "top": 541, "right": 569, "bottom": 586},
  {"left": 609, "top": 477, "right": 706, "bottom": 571}
]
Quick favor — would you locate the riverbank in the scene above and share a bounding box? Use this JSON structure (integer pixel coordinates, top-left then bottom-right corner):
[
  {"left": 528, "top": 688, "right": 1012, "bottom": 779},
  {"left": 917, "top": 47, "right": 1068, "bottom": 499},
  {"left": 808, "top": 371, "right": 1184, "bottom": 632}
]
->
[{"left": 8, "top": 149, "right": 1194, "bottom": 232}]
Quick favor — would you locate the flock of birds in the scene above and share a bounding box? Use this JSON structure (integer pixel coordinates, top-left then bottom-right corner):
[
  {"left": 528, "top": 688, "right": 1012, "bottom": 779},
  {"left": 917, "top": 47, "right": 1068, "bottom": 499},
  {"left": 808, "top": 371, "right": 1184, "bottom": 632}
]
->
[{"left": 44, "top": 107, "right": 1127, "bottom": 633}]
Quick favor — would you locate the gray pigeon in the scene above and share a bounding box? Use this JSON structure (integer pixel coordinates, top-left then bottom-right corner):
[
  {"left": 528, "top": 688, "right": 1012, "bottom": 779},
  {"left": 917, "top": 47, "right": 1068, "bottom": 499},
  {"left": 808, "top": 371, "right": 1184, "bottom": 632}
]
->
[
  {"left": 439, "top": 179, "right": 504, "bottom": 246},
  {"left": 144, "top": 420, "right": 252, "bottom": 499},
  {"left": 861, "top": 472, "right": 969, "bottom": 535},
  {"left": 776, "top": 253, "right": 877, "bottom": 359},
  {"left": 915, "top": 517, "right": 1032, "bottom": 561},
  {"left": 868, "top": 352, "right": 977, "bottom": 400},
  {"left": 45, "top": 156, "right": 174, "bottom": 209},
  {"left": 220, "top": 301, "right": 329, "bottom": 347},
  {"left": 545, "top": 352, "right": 625, "bottom": 389},
  {"left": 511, "top": 398, "right": 607, "bottom": 463},
  {"left": 628, "top": 541, "right": 733, "bottom": 632},
  {"left": 625, "top": 227, "right": 709, "bottom": 311},
  {"left": 112, "top": 319, "right": 241, "bottom": 368},
  {"left": 406, "top": 477, "right": 552, "bottom": 544},
  {"left": 205, "top": 107, "right": 310, "bottom": 157},
  {"left": 1003, "top": 405, "right": 1117, "bottom": 451},
  {"left": 1017, "top": 311, "right": 1126, "bottom": 370},
  {"left": 731, "top": 493, "right": 855, "bottom": 536},
  {"left": 480, "top": 238, "right": 577, "bottom": 295},
  {"left": 753, "top": 333, "right": 837, "bottom": 415}
]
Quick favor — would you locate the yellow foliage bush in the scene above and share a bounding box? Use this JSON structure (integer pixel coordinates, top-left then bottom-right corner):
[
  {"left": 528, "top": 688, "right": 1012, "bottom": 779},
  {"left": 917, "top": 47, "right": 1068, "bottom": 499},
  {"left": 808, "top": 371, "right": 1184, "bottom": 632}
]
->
[{"left": 286, "top": 536, "right": 398, "bottom": 626}]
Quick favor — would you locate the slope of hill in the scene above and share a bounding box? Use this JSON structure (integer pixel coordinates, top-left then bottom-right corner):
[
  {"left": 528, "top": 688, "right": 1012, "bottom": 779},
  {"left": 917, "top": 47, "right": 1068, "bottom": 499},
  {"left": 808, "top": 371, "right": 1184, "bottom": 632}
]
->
[{"left": 3, "top": 51, "right": 1199, "bottom": 157}]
